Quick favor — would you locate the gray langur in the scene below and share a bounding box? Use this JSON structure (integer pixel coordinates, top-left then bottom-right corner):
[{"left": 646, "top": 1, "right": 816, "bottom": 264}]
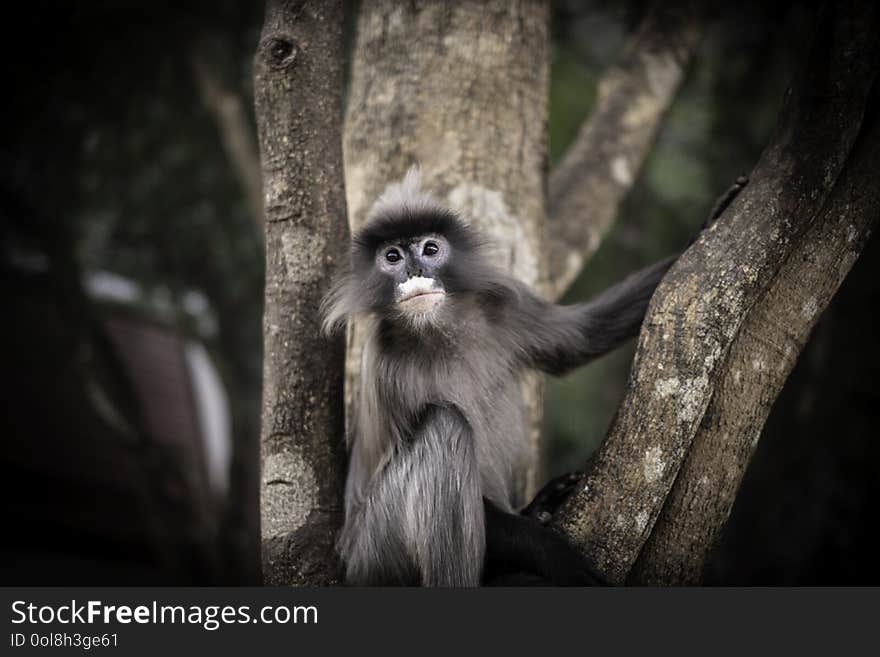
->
[{"left": 322, "top": 169, "right": 676, "bottom": 586}]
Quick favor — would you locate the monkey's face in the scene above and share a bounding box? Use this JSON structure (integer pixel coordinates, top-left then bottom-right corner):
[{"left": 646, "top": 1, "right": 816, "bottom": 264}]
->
[
  {"left": 376, "top": 234, "right": 449, "bottom": 320},
  {"left": 322, "top": 204, "right": 491, "bottom": 336}
]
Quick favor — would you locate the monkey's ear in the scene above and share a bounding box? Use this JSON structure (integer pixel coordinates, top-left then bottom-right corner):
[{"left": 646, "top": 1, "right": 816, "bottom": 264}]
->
[{"left": 320, "top": 273, "right": 359, "bottom": 336}]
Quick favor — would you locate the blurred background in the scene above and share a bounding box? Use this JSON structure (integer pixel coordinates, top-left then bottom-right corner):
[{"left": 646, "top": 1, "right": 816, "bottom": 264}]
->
[{"left": 1, "top": 0, "right": 876, "bottom": 585}]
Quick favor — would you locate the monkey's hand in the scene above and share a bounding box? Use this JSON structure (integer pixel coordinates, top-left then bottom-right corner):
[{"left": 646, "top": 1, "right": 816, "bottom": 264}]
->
[
  {"left": 701, "top": 174, "right": 749, "bottom": 233},
  {"left": 684, "top": 174, "right": 748, "bottom": 252},
  {"left": 520, "top": 471, "right": 582, "bottom": 525}
]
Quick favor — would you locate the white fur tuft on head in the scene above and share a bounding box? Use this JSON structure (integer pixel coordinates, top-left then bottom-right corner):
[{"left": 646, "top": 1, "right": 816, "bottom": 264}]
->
[{"left": 365, "top": 165, "right": 446, "bottom": 222}]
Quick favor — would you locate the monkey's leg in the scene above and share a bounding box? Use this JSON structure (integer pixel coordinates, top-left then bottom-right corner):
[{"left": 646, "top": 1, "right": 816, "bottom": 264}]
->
[
  {"left": 342, "top": 405, "right": 485, "bottom": 586},
  {"left": 482, "top": 499, "right": 605, "bottom": 586},
  {"left": 338, "top": 457, "right": 421, "bottom": 586},
  {"left": 403, "top": 405, "right": 485, "bottom": 586}
]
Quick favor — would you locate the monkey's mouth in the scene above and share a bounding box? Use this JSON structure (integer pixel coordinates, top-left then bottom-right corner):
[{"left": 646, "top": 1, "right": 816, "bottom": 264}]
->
[
  {"left": 397, "top": 276, "right": 446, "bottom": 306},
  {"left": 399, "top": 290, "right": 445, "bottom": 303}
]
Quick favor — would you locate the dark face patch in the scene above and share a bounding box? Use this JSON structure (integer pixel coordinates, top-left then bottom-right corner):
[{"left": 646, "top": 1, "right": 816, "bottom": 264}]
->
[
  {"left": 353, "top": 207, "right": 478, "bottom": 257},
  {"left": 351, "top": 209, "right": 485, "bottom": 310},
  {"left": 376, "top": 235, "right": 450, "bottom": 299}
]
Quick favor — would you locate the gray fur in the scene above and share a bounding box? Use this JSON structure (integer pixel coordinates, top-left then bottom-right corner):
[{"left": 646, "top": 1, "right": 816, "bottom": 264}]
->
[
  {"left": 324, "top": 172, "right": 673, "bottom": 586},
  {"left": 339, "top": 404, "right": 484, "bottom": 586}
]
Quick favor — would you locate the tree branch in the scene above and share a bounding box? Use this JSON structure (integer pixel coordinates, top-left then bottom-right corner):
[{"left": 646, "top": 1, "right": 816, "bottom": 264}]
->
[
  {"left": 547, "top": 2, "right": 704, "bottom": 300},
  {"left": 630, "top": 82, "right": 880, "bottom": 585},
  {"left": 552, "top": 0, "right": 880, "bottom": 584},
  {"left": 254, "top": 0, "right": 348, "bottom": 585}
]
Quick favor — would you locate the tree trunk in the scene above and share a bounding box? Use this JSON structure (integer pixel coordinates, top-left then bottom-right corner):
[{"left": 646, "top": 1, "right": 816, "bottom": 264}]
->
[
  {"left": 254, "top": 0, "right": 348, "bottom": 586},
  {"left": 343, "top": 0, "right": 550, "bottom": 498},
  {"left": 553, "top": 0, "right": 880, "bottom": 585}
]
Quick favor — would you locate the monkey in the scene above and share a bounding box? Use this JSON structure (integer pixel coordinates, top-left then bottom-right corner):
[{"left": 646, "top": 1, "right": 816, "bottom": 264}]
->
[{"left": 322, "top": 168, "right": 679, "bottom": 586}]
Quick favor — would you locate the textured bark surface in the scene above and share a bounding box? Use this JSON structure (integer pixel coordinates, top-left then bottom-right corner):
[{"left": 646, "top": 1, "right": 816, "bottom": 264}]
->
[
  {"left": 254, "top": 0, "right": 348, "bottom": 586},
  {"left": 547, "top": 3, "right": 703, "bottom": 299},
  {"left": 553, "top": 1, "right": 880, "bottom": 584},
  {"left": 343, "top": 0, "right": 550, "bottom": 498},
  {"left": 631, "top": 96, "right": 880, "bottom": 583}
]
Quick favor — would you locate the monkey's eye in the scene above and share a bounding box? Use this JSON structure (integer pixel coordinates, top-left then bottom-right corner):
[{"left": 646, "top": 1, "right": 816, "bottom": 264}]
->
[
  {"left": 385, "top": 248, "right": 402, "bottom": 263},
  {"left": 423, "top": 241, "right": 439, "bottom": 256}
]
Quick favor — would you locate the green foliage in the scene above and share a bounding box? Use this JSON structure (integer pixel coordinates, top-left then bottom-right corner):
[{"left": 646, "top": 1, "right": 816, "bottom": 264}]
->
[
  {"left": 543, "top": 8, "right": 793, "bottom": 477},
  {"left": 548, "top": 46, "right": 598, "bottom": 165}
]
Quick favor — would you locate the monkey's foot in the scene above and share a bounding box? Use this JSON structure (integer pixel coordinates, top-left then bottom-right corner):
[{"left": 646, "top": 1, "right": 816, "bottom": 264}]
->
[{"left": 520, "top": 471, "right": 583, "bottom": 524}]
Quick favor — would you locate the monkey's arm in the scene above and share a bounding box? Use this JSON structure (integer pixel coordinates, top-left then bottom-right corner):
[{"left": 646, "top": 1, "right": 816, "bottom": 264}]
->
[
  {"left": 509, "top": 176, "right": 748, "bottom": 376},
  {"left": 509, "top": 255, "right": 675, "bottom": 376}
]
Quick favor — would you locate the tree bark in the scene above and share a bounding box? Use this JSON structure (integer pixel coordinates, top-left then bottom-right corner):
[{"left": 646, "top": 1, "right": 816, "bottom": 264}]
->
[
  {"left": 254, "top": 0, "right": 348, "bottom": 586},
  {"left": 631, "top": 92, "right": 880, "bottom": 583},
  {"left": 343, "top": 0, "right": 550, "bottom": 498},
  {"left": 547, "top": 2, "right": 703, "bottom": 299},
  {"left": 553, "top": 0, "right": 880, "bottom": 584}
]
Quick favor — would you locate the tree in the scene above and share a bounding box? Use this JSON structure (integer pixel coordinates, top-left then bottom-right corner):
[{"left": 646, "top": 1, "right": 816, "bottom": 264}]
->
[
  {"left": 254, "top": 0, "right": 348, "bottom": 585},
  {"left": 254, "top": 0, "right": 880, "bottom": 585}
]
